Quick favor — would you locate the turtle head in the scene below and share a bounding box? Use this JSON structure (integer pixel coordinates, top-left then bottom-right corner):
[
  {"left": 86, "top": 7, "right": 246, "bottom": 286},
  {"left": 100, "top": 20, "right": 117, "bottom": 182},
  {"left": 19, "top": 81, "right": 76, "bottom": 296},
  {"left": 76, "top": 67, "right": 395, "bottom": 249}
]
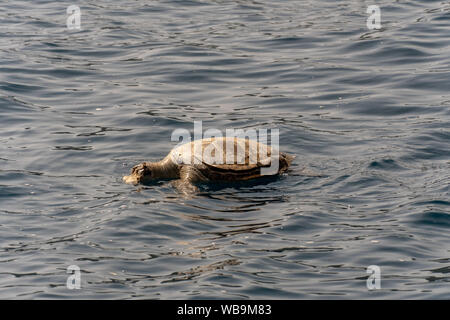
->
[{"left": 123, "top": 162, "right": 153, "bottom": 185}]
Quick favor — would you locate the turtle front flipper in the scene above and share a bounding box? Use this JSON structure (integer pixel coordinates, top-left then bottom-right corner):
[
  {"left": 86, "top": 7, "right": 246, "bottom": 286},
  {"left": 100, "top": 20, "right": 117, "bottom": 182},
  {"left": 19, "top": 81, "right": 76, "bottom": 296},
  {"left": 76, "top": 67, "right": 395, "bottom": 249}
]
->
[{"left": 171, "top": 165, "right": 208, "bottom": 195}]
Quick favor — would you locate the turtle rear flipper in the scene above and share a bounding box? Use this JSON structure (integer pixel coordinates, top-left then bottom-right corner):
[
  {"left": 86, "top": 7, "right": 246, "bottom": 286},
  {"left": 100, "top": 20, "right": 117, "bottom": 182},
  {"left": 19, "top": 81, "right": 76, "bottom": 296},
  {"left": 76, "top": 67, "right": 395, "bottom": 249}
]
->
[{"left": 284, "top": 153, "right": 295, "bottom": 166}]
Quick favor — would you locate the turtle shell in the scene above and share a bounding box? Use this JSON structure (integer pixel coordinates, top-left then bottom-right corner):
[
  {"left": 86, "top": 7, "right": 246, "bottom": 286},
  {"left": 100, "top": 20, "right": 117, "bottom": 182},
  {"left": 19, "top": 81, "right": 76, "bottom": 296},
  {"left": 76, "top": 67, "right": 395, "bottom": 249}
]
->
[{"left": 169, "top": 137, "right": 275, "bottom": 170}]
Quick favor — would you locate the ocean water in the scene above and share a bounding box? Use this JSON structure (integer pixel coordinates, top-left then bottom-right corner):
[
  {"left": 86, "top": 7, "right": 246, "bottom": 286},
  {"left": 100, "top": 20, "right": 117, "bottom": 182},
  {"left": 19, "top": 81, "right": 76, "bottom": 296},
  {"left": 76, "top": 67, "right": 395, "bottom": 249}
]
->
[{"left": 0, "top": 0, "right": 449, "bottom": 299}]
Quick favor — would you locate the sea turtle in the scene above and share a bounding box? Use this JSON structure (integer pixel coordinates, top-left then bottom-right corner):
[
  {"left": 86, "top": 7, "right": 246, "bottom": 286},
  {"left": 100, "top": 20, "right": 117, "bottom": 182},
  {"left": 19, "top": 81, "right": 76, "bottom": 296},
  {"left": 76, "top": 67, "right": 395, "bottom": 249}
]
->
[{"left": 123, "top": 137, "right": 294, "bottom": 194}]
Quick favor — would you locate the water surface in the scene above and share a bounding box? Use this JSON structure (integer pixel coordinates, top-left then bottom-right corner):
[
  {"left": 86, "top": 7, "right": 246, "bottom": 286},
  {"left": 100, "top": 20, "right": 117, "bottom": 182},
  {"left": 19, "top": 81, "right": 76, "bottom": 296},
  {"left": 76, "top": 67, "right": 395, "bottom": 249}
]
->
[{"left": 0, "top": 0, "right": 449, "bottom": 299}]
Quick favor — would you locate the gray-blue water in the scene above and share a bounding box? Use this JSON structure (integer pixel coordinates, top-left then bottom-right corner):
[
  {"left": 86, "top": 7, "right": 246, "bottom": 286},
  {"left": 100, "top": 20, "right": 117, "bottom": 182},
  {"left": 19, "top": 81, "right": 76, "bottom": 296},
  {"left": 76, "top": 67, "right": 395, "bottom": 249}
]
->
[{"left": 0, "top": 0, "right": 449, "bottom": 299}]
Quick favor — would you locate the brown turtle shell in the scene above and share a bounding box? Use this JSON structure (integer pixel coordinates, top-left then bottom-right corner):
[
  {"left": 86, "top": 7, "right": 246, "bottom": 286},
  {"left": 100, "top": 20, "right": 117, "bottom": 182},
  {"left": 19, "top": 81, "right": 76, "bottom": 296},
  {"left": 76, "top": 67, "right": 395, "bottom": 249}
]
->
[{"left": 169, "top": 137, "right": 292, "bottom": 180}]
